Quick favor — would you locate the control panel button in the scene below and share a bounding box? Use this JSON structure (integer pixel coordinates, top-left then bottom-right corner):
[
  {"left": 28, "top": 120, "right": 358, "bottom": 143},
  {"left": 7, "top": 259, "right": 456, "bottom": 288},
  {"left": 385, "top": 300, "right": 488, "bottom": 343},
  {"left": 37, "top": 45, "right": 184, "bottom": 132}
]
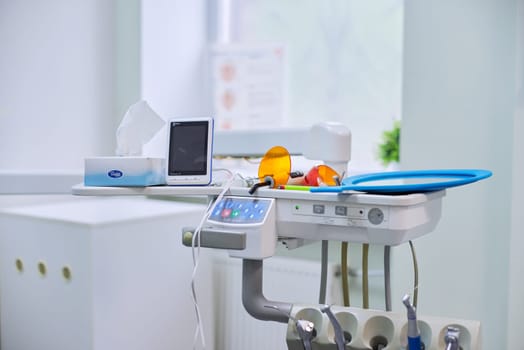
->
[
  {"left": 335, "top": 206, "right": 347, "bottom": 216},
  {"left": 313, "top": 204, "right": 325, "bottom": 214}
]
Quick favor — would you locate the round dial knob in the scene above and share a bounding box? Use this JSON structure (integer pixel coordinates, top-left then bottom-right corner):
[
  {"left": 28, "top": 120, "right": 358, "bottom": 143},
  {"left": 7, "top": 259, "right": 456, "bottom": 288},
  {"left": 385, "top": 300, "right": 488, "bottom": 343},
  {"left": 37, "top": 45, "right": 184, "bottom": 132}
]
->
[{"left": 368, "top": 208, "right": 384, "bottom": 225}]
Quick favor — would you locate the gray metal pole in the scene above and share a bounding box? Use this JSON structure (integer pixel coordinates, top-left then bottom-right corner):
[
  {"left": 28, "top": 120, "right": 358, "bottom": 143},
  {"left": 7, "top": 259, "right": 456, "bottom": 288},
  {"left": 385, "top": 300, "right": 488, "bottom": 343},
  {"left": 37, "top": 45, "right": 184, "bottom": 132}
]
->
[{"left": 242, "top": 259, "right": 293, "bottom": 323}]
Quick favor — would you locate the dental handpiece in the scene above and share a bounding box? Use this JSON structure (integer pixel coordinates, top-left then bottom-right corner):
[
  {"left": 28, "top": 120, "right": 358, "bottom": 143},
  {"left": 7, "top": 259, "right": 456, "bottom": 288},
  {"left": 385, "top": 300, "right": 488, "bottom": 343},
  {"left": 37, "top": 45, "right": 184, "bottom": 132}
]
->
[
  {"left": 321, "top": 305, "right": 346, "bottom": 350},
  {"left": 444, "top": 326, "right": 460, "bottom": 350},
  {"left": 295, "top": 319, "right": 316, "bottom": 350},
  {"left": 265, "top": 305, "right": 315, "bottom": 350},
  {"left": 402, "top": 294, "right": 422, "bottom": 350}
]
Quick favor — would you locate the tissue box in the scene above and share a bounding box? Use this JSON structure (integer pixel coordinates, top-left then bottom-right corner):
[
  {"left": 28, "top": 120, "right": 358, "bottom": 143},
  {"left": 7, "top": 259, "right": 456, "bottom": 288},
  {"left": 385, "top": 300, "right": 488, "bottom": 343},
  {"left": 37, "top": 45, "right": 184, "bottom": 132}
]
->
[{"left": 84, "top": 156, "right": 165, "bottom": 186}]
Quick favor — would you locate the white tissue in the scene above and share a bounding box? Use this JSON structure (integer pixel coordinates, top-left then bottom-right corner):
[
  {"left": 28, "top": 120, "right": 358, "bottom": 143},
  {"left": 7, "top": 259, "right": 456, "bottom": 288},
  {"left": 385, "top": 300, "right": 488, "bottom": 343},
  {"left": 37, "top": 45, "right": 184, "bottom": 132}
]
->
[{"left": 115, "top": 100, "right": 165, "bottom": 156}]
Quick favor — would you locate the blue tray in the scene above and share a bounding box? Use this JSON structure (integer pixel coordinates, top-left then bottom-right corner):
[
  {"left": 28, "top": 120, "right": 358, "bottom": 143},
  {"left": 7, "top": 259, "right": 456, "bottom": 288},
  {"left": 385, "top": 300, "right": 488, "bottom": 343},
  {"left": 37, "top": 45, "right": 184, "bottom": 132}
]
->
[{"left": 310, "top": 169, "right": 492, "bottom": 194}]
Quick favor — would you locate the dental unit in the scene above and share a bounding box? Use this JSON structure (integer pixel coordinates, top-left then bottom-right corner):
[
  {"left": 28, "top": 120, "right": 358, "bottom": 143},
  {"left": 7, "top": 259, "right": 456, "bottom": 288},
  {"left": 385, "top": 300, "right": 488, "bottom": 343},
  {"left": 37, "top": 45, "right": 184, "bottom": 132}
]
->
[{"left": 73, "top": 121, "right": 490, "bottom": 350}]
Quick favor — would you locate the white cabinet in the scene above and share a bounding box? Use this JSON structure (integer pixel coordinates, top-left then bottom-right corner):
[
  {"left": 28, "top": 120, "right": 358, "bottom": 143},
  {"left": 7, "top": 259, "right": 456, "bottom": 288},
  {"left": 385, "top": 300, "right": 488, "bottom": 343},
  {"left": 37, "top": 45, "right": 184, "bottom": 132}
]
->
[{"left": 0, "top": 197, "right": 213, "bottom": 350}]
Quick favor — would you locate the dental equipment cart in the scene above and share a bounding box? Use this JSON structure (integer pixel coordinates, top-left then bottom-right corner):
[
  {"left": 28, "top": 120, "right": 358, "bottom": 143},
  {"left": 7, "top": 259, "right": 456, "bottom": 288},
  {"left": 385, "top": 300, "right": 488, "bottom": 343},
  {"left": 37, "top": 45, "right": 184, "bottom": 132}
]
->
[
  {"left": 2, "top": 122, "right": 484, "bottom": 350},
  {"left": 69, "top": 184, "right": 481, "bottom": 350}
]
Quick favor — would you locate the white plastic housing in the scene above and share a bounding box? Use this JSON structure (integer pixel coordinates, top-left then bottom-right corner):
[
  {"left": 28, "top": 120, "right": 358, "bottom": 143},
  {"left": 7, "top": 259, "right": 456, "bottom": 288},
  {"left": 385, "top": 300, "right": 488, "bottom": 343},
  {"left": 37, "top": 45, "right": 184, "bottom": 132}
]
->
[
  {"left": 304, "top": 122, "right": 351, "bottom": 176},
  {"left": 275, "top": 190, "right": 444, "bottom": 246},
  {"left": 206, "top": 197, "right": 277, "bottom": 259}
]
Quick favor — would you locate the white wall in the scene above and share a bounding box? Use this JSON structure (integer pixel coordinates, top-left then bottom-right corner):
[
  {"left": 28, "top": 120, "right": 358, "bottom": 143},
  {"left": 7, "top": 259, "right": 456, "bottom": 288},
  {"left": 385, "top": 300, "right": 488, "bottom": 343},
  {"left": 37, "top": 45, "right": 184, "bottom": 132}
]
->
[
  {"left": 0, "top": 0, "right": 140, "bottom": 174},
  {"left": 114, "top": 0, "right": 141, "bottom": 123},
  {"left": 140, "top": 0, "right": 211, "bottom": 118},
  {"left": 0, "top": 1, "right": 110, "bottom": 170},
  {"left": 393, "top": 1, "right": 523, "bottom": 349},
  {"left": 507, "top": 1, "right": 524, "bottom": 347}
]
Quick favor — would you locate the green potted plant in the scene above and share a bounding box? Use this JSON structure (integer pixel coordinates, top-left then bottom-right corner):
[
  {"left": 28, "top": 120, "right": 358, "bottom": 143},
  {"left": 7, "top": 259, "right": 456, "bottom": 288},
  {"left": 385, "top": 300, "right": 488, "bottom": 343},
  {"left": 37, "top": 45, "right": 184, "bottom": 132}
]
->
[{"left": 378, "top": 120, "right": 400, "bottom": 169}]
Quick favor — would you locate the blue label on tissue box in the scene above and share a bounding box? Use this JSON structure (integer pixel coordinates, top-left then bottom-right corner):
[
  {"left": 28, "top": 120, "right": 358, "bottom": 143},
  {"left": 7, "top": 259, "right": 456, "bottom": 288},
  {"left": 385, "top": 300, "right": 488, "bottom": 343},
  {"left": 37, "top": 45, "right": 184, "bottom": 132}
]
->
[
  {"left": 108, "top": 170, "right": 123, "bottom": 178},
  {"left": 84, "top": 157, "right": 166, "bottom": 187}
]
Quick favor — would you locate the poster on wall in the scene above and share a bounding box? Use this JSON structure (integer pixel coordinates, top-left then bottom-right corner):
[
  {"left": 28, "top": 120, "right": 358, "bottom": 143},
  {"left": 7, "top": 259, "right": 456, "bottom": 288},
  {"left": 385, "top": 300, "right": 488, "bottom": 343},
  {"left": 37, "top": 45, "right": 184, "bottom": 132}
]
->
[{"left": 210, "top": 44, "right": 286, "bottom": 130}]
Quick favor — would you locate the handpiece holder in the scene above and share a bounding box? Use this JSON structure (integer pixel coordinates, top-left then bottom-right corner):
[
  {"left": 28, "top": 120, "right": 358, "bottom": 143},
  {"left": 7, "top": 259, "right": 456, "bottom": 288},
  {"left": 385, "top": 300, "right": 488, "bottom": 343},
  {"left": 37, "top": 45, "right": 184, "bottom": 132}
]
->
[{"left": 285, "top": 305, "right": 480, "bottom": 350}]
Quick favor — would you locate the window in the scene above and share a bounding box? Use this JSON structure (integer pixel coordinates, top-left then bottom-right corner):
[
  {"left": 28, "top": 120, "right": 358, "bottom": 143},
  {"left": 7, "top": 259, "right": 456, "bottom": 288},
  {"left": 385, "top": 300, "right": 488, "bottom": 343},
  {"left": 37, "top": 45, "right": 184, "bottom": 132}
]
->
[{"left": 211, "top": 0, "right": 403, "bottom": 170}]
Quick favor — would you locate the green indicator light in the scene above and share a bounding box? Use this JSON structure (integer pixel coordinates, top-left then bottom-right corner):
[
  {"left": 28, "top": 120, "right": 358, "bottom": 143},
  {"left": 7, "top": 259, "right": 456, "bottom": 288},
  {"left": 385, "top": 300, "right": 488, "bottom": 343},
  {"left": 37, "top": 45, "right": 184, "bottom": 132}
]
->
[{"left": 295, "top": 205, "right": 300, "bottom": 210}]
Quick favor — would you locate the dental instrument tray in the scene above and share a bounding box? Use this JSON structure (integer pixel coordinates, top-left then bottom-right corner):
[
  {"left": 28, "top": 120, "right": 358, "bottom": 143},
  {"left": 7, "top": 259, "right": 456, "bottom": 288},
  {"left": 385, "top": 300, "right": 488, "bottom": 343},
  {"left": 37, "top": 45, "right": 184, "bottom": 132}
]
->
[
  {"left": 311, "top": 169, "right": 492, "bottom": 194},
  {"left": 72, "top": 184, "right": 445, "bottom": 246}
]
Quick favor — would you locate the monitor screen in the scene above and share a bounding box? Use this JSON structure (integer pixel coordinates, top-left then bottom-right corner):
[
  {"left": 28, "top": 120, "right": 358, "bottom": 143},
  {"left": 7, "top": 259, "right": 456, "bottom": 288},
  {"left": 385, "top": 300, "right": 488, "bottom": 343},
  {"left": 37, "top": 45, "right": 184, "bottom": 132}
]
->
[{"left": 168, "top": 121, "right": 209, "bottom": 175}]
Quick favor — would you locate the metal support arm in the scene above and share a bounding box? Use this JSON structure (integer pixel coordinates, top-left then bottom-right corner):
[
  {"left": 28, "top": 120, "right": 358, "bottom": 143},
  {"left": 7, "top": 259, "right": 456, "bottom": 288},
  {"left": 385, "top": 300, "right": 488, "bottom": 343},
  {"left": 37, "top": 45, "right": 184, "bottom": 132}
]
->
[{"left": 242, "top": 259, "right": 293, "bottom": 323}]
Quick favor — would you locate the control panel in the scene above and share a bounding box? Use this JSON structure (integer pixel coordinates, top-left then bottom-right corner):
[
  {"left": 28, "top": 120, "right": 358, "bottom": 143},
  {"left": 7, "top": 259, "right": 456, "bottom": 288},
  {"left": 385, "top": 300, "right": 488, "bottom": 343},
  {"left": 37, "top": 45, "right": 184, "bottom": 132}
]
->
[
  {"left": 289, "top": 200, "right": 389, "bottom": 228},
  {"left": 206, "top": 196, "right": 277, "bottom": 259},
  {"left": 208, "top": 197, "right": 273, "bottom": 225},
  {"left": 274, "top": 193, "right": 443, "bottom": 246}
]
